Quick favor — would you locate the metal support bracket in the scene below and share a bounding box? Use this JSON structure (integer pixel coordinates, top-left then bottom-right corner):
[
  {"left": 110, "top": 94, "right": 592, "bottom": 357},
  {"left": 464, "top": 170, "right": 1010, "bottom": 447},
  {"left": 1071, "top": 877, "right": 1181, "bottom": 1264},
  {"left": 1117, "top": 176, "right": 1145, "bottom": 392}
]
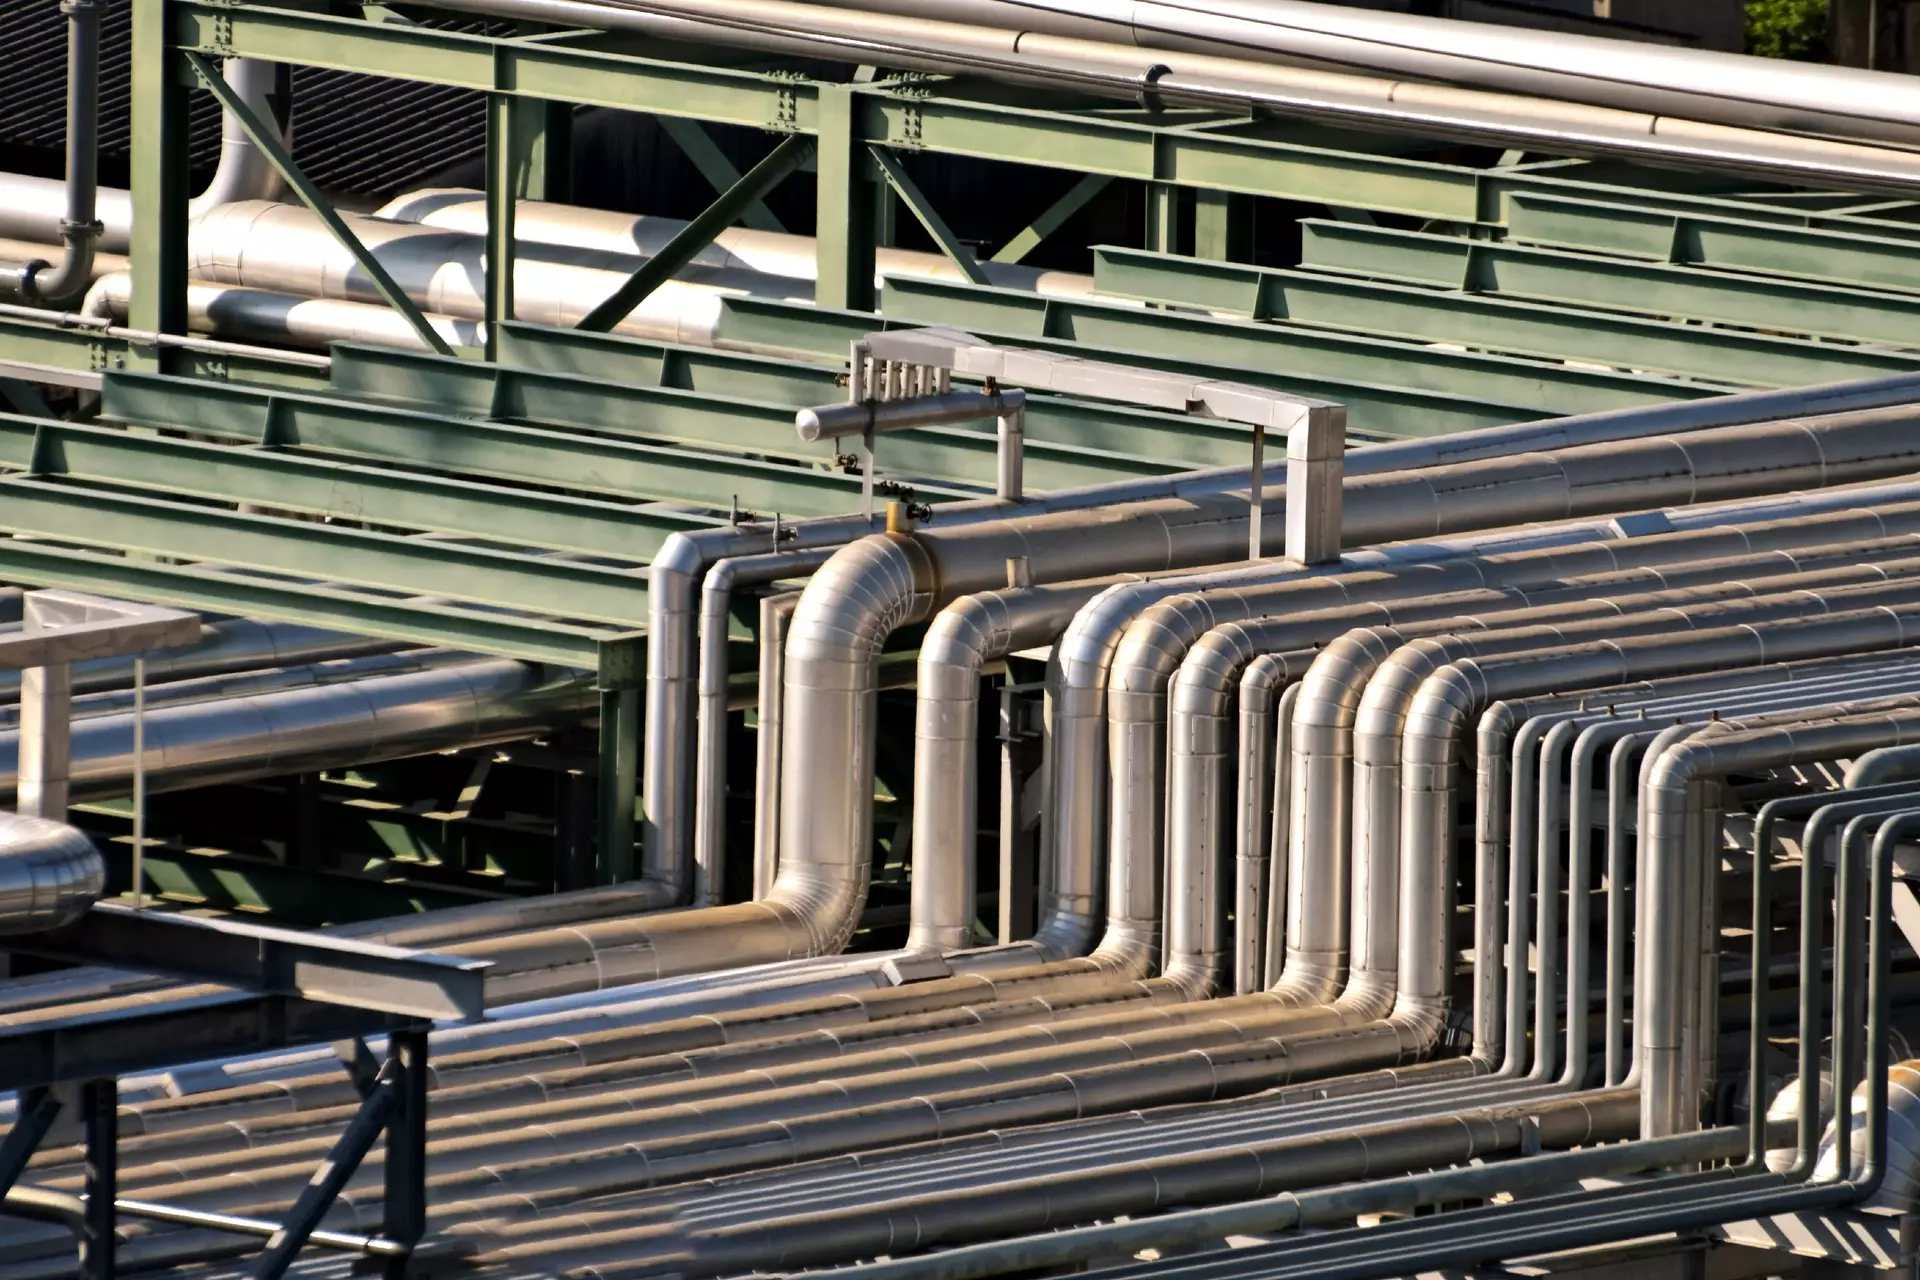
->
[
  {"left": 7, "top": 590, "right": 199, "bottom": 823},
  {"left": 183, "top": 51, "right": 454, "bottom": 357},
  {"left": 577, "top": 134, "right": 814, "bottom": 333},
  {"left": 15, "top": 903, "right": 491, "bottom": 1021}
]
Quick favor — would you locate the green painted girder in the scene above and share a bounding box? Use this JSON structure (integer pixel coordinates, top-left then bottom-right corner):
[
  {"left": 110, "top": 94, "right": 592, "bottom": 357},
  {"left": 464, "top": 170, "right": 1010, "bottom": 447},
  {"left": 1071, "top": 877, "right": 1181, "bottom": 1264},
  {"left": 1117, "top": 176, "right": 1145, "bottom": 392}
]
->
[
  {"left": 0, "top": 414, "right": 711, "bottom": 561},
  {"left": 0, "top": 315, "right": 332, "bottom": 392},
  {"left": 493, "top": 323, "right": 1307, "bottom": 458},
  {"left": 876, "top": 275, "right": 1728, "bottom": 415},
  {"left": 321, "top": 344, "right": 1179, "bottom": 491},
  {"left": 711, "top": 297, "right": 1543, "bottom": 441},
  {"left": 1505, "top": 192, "right": 1920, "bottom": 296},
  {"left": 341, "top": 337, "right": 1294, "bottom": 473},
  {"left": 0, "top": 476, "right": 653, "bottom": 627},
  {"left": 0, "top": 532, "right": 638, "bottom": 677},
  {"left": 1298, "top": 220, "right": 1920, "bottom": 353},
  {"left": 1090, "top": 245, "right": 1917, "bottom": 388},
  {"left": 100, "top": 371, "right": 969, "bottom": 519}
]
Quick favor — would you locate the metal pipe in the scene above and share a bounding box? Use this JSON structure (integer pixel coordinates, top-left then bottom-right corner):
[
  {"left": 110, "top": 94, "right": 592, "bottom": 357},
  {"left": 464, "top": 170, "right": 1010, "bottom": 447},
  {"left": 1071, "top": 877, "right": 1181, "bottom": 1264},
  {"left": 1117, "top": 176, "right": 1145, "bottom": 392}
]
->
[
  {"left": 0, "top": 812, "right": 101, "bottom": 934},
  {"left": 783, "top": 0, "right": 1920, "bottom": 148},
  {"left": 651, "top": 369, "right": 1920, "bottom": 897},
  {"left": 0, "top": 0, "right": 102, "bottom": 308},
  {"left": 398, "top": 0, "right": 1920, "bottom": 192},
  {"left": 0, "top": 656, "right": 592, "bottom": 803},
  {"left": 695, "top": 547, "right": 837, "bottom": 907}
]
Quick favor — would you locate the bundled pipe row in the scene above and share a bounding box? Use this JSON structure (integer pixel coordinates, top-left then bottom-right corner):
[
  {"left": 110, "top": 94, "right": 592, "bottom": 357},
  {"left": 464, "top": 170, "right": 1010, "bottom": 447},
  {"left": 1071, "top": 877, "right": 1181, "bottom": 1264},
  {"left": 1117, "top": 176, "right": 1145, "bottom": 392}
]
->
[{"left": 7, "top": 375, "right": 1920, "bottom": 1278}]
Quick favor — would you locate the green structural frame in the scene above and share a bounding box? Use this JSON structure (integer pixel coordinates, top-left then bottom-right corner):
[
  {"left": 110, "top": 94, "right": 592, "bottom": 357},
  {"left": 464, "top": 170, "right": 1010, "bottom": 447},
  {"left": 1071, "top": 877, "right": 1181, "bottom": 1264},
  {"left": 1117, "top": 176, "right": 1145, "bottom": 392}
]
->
[{"left": 0, "top": 0, "right": 1912, "bottom": 890}]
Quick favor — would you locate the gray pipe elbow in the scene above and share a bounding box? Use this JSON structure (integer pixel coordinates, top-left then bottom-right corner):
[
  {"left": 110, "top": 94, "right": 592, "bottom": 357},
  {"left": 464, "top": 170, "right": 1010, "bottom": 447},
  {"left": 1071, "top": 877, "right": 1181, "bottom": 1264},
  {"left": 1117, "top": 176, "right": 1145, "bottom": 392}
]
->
[{"left": 0, "top": 813, "right": 104, "bottom": 934}]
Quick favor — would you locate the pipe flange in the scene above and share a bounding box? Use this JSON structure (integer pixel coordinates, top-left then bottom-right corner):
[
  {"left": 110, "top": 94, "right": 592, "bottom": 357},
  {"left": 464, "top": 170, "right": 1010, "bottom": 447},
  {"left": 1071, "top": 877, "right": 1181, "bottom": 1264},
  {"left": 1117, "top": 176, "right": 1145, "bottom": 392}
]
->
[
  {"left": 57, "top": 0, "right": 97, "bottom": 17},
  {"left": 57, "top": 218, "right": 104, "bottom": 241}
]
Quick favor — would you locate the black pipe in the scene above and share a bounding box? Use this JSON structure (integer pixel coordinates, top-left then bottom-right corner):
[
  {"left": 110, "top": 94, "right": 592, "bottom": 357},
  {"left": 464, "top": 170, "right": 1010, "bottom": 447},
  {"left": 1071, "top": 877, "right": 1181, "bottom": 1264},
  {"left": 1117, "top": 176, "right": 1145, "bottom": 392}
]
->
[{"left": 2, "top": 0, "right": 102, "bottom": 307}]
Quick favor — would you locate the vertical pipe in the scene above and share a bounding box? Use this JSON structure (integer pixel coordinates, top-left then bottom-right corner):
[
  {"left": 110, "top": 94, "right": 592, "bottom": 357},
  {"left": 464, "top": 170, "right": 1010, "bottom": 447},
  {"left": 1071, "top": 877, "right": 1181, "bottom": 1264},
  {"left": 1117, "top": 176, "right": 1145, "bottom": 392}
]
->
[
  {"left": 597, "top": 688, "right": 639, "bottom": 883},
  {"left": 79, "top": 1076, "right": 115, "bottom": 1280},
  {"left": 754, "top": 592, "right": 798, "bottom": 901},
  {"left": 130, "top": 654, "right": 144, "bottom": 909}
]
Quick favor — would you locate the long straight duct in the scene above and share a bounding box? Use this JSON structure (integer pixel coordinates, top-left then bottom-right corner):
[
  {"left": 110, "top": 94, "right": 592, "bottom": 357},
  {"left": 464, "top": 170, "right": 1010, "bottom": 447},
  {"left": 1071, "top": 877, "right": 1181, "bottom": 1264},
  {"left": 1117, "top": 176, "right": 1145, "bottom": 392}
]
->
[{"left": 403, "top": 0, "right": 1920, "bottom": 193}]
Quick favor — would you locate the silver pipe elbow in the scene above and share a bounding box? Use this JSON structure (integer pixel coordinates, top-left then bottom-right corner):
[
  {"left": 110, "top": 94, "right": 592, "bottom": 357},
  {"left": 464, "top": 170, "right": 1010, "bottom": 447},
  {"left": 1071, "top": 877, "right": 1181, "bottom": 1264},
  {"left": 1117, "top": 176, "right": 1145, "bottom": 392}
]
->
[{"left": 0, "top": 812, "right": 104, "bottom": 934}]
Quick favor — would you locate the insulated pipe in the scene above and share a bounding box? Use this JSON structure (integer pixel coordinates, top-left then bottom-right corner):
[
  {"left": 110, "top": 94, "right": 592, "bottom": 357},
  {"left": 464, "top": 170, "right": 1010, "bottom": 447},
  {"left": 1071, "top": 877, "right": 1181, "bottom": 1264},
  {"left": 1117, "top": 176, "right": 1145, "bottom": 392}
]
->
[
  {"left": 187, "top": 60, "right": 288, "bottom": 219},
  {"left": 0, "top": 0, "right": 102, "bottom": 308},
  {"left": 653, "top": 370, "right": 1920, "bottom": 894},
  {"left": 80, "top": 273, "right": 480, "bottom": 353},
  {"left": 0, "top": 813, "right": 101, "bottom": 934},
  {"left": 907, "top": 578, "right": 1139, "bottom": 955},
  {"left": 695, "top": 547, "right": 838, "bottom": 906},
  {"left": 1222, "top": 540, "right": 1920, "bottom": 996},
  {"left": 1642, "top": 706, "right": 1920, "bottom": 1136},
  {"left": 618, "top": 1091, "right": 1639, "bottom": 1278},
  {"left": 398, "top": 0, "right": 1920, "bottom": 191},
  {"left": 0, "top": 656, "right": 595, "bottom": 803},
  {"left": 1041, "top": 409, "right": 1920, "bottom": 980},
  {"left": 1165, "top": 546, "right": 1920, "bottom": 999},
  {"left": 378, "top": 189, "right": 1096, "bottom": 301},
  {"left": 782, "top": 0, "right": 1920, "bottom": 148}
]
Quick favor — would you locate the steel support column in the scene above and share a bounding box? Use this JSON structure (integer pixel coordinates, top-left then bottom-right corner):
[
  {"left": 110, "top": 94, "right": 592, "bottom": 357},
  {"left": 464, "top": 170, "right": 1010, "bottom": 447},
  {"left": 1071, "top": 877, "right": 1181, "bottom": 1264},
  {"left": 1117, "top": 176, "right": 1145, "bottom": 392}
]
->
[
  {"left": 383, "top": 1026, "right": 429, "bottom": 1280},
  {"left": 1195, "top": 189, "right": 1253, "bottom": 262},
  {"left": 485, "top": 89, "right": 517, "bottom": 362},
  {"left": 815, "top": 84, "right": 876, "bottom": 313},
  {"left": 127, "top": 0, "right": 188, "bottom": 367},
  {"left": 598, "top": 686, "right": 639, "bottom": 883},
  {"left": 79, "top": 1077, "right": 114, "bottom": 1280}
]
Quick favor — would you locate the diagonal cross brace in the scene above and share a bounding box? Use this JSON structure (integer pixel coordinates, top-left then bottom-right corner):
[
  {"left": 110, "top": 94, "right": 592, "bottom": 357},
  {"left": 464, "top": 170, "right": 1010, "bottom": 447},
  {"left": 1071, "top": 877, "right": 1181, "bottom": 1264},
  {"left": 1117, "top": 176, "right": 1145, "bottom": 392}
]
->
[
  {"left": 0, "top": 1087, "right": 61, "bottom": 1202},
  {"left": 254, "top": 1055, "right": 403, "bottom": 1280},
  {"left": 183, "top": 52, "right": 455, "bottom": 358},
  {"left": 867, "top": 147, "right": 989, "bottom": 286},
  {"left": 578, "top": 133, "right": 815, "bottom": 333}
]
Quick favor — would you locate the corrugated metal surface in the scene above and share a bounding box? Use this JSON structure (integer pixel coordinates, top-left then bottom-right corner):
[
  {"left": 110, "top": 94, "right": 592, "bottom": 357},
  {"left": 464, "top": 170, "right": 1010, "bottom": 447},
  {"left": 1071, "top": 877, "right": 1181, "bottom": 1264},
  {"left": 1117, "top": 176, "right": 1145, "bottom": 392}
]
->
[{"left": 0, "top": 0, "right": 491, "bottom": 197}]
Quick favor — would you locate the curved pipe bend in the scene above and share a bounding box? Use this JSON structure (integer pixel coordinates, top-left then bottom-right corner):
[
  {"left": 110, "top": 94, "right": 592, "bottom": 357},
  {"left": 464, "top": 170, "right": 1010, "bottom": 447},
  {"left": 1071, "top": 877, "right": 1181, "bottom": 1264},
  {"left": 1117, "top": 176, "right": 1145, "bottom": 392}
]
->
[{"left": 0, "top": 812, "right": 102, "bottom": 934}]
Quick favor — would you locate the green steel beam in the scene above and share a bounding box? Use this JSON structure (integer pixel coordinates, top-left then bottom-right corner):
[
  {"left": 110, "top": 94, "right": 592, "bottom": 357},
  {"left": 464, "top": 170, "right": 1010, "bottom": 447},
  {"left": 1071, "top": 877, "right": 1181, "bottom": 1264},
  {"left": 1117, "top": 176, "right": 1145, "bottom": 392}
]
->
[
  {"left": 0, "top": 535, "right": 637, "bottom": 675},
  {"left": 1091, "top": 245, "right": 1917, "bottom": 388},
  {"left": 100, "top": 372, "right": 964, "bottom": 518},
  {"left": 496, "top": 322, "right": 839, "bottom": 400},
  {"left": 659, "top": 117, "right": 786, "bottom": 233},
  {"left": 868, "top": 147, "right": 989, "bottom": 286},
  {"left": 334, "top": 341, "right": 1260, "bottom": 472},
  {"left": 876, "top": 275, "right": 1727, "bottom": 415},
  {"left": 992, "top": 174, "right": 1112, "bottom": 265},
  {"left": 0, "top": 415, "right": 710, "bottom": 561},
  {"left": 324, "top": 345, "right": 1169, "bottom": 489},
  {"left": 485, "top": 92, "right": 517, "bottom": 361},
  {"left": 1298, "top": 219, "right": 1920, "bottom": 352},
  {"left": 0, "top": 315, "right": 332, "bottom": 391},
  {"left": 0, "top": 477, "right": 653, "bottom": 627},
  {"left": 578, "top": 134, "right": 815, "bottom": 332},
  {"left": 711, "top": 295, "right": 1546, "bottom": 439},
  {"left": 1504, "top": 191, "right": 1920, "bottom": 295},
  {"left": 184, "top": 51, "right": 455, "bottom": 357}
]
